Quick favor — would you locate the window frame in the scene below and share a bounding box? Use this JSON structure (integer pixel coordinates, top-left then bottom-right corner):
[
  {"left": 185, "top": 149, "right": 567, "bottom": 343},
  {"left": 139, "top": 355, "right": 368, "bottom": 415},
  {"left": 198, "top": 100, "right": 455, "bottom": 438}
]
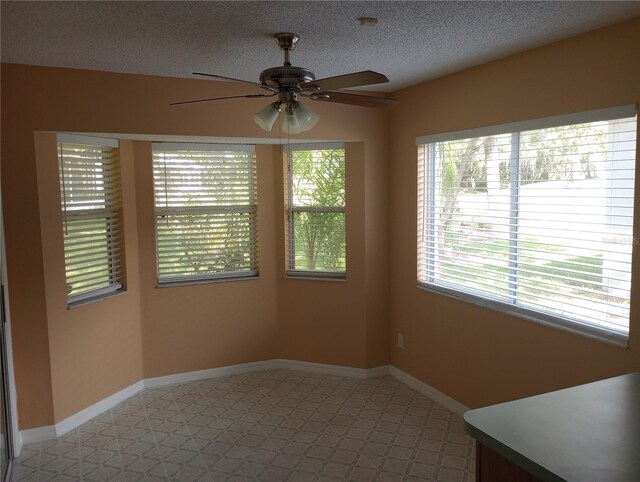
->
[
  {"left": 416, "top": 105, "right": 637, "bottom": 346},
  {"left": 151, "top": 142, "right": 258, "bottom": 286},
  {"left": 57, "top": 134, "right": 124, "bottom": 306},
  {"left": 285, "top": 142, "right": 347, "bottom": 280}
]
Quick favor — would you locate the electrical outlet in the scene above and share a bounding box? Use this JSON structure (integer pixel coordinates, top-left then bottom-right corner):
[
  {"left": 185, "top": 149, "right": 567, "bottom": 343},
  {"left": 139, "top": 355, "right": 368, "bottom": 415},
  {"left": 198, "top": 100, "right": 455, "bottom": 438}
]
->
[{"left": 397, "top": 333, "right": 404, "bottom": 348}]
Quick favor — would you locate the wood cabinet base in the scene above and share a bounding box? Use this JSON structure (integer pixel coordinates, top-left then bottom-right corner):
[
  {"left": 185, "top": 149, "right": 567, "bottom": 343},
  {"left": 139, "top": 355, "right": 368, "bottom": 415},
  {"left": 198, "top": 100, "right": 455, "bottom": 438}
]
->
[{"left": 476, "top": 442, "right": 544, "bottom": 482}]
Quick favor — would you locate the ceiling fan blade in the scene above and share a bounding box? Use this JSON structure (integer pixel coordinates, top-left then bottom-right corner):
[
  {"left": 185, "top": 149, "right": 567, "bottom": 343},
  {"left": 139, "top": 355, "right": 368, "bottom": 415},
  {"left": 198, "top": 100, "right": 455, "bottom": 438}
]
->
[
  {"left": 300, "top": 70, "right": 389, "bottom": 92},
  {"left": 310, "top": 91, "right": 397, "bottom": 109},
  {"left": 192, "top": 72, "right": 269, "bottom": 89},
  {"left": 170, "top": 93, "right": 276, "bottom": 106}
]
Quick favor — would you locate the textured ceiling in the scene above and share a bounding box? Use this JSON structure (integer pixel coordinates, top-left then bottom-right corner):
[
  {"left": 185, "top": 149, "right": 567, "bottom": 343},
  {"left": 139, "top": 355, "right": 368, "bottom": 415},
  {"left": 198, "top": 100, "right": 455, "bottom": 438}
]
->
[{"left": 2, "top": 1, "right": 640, "bottom": 93}]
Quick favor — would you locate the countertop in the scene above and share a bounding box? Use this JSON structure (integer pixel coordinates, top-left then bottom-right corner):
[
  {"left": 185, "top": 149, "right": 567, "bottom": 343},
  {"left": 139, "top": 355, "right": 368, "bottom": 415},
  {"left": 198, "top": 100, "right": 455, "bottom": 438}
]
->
[{"left": 463, "top": 372, "right": 640, "bottom": 482}]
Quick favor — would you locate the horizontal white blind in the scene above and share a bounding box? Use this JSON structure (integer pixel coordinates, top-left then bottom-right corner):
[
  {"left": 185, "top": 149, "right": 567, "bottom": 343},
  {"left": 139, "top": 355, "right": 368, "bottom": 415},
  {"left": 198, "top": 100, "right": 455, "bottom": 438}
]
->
[
  {"left": 287, "top": 145, "right": 346, "bottom": 275},
  {"left": 58, "top": 140, "right": 123, "bottom": 302},
  {"left": 418, "top": 112, "right": 637, "bottom": 343},
  {"left": 153, "top": 145, "right": 257, "bottom": 283}
]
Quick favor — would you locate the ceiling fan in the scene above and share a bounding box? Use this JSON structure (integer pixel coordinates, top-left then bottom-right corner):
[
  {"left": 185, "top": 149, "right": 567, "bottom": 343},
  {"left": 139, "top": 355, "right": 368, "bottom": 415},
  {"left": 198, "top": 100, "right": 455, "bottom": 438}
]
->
[{"left": 171, "top": 32, "right": 397, "bottom": 134}]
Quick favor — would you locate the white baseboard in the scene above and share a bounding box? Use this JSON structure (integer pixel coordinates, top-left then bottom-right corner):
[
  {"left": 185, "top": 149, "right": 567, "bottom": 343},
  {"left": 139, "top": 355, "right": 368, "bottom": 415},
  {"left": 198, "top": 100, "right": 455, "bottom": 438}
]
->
[
  {"left": 365, "top": 364, "right": 391, "bottom": 378},
  {"left": 19, "top": 424, "right": 57, "bottom": 445},
  {"left": 20, "top": 380, "right": 144, "bottom": 445},
  {"left": 388, "top": 365, "right": 469, "bottom": 416},
  {"left": 56, "top": 380, "right": 144, "bottom": 437},
  {"left": 277, "top": 359, "right": 389, "bottom": 379},
  {"left": 19, "top": 360, "right": 466, "bottom": 444},
  {"left": 144, "top": 360, "right": 279, "bottom": 388}
]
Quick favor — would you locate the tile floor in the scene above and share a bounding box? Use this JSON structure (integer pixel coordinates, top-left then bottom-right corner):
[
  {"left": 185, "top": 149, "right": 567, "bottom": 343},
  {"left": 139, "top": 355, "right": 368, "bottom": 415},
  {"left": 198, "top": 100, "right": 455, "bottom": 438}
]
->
[{"left": 12, "top": 370, "right": 475, "bottom": 481}]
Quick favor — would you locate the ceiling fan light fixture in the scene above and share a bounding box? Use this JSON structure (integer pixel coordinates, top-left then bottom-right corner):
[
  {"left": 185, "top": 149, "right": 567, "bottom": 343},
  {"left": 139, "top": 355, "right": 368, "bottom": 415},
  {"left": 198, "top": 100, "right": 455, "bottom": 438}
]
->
[
  {"left": 282, "top": 111, "right": 303, "bottom": 135},
  {"left": 293, "top": 102, "right": 320, "bottom": 131},
  {"left": 253, "top": 102, "right": 281, "bottom": 131}
]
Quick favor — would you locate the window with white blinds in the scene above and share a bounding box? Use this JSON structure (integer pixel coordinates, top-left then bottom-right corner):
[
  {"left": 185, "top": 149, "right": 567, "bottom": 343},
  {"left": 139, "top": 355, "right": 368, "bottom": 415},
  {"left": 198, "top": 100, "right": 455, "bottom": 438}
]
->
[
  {"left": 58, "top": 135, "right": 123, "bottom": 304},
  {"left": 417, "top": 106, "right": 637, "bottom": 344},
  {"left": 152, "top": 143, "right": 257, "bottom": 284},
  {"left": 286, "top": 144, "right": 346, "bottom": 278}
]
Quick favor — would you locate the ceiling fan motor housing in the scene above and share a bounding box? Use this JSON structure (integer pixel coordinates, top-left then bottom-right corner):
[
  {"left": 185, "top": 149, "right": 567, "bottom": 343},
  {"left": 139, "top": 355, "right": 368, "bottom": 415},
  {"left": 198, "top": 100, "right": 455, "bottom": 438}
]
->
[
  {"left": 175, "top": 31, "right": 394, "bottom": 113},
  {"left": 259, "top": 66, "right": 316, "bottom": 90}
]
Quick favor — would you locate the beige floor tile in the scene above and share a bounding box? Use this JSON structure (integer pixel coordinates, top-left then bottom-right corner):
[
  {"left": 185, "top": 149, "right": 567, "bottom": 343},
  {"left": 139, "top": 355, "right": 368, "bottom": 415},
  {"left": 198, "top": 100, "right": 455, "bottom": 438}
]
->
[{"left": 13, "top": 370, "right": 475, "bottom": 481}]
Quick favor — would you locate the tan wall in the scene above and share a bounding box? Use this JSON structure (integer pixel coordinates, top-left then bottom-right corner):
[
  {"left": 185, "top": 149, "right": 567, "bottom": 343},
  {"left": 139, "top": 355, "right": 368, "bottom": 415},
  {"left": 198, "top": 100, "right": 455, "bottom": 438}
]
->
[
  {"left": 0, "top": 119, "right": 54, "bottom": 429},
  {"left": 363, "top": 126, "right": 391, "bottom": 368},
  {"left": 0, "top": 64, "right": 390, "bottom": 428},
  {"left": 277, "top": 143, "right": 368, "bottom": 367},
  {"left": 275, "top": 138, "right": 390, "bottom": 369},
  {"left": 134, "top": 142, "right": 279, "bottom": 377},
  {"left": 389, "top": 17, "right": 640, "bottom": 408},
  {"left": 34, "top": 135, "right": 144, "bottom": 423}
]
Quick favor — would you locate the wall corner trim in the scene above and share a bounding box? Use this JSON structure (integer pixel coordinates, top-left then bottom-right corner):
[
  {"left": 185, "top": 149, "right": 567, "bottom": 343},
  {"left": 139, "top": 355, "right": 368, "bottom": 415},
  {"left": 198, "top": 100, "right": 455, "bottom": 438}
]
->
[
  {"left": 388, "top": 366, "right": 469, "bottom": 416},
  {"left": 19, "top": 361, "right": 467, "bottom": 445}
]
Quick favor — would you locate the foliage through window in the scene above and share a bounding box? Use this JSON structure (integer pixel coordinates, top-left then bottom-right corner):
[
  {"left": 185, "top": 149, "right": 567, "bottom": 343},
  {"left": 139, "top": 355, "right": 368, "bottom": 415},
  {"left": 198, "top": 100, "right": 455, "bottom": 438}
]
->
[
  {"left": 287, "top": 145, "right": 346, "bottom": 277},
  {"left": 417, "top": 107, "right": 637, "bottom": 344},
  {"left": 153, "top": 144, "right": 257, "bottom": 284},
  {"left": 58, "top": 135, "right": 123, "bottom": 303}
]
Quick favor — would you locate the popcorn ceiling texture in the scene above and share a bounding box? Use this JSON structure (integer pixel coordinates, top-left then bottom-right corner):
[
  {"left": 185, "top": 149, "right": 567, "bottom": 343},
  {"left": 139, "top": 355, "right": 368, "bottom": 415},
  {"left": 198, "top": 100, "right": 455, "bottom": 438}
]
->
[{"left": 2, "top": 1, "right": 640, "bottom": 92}]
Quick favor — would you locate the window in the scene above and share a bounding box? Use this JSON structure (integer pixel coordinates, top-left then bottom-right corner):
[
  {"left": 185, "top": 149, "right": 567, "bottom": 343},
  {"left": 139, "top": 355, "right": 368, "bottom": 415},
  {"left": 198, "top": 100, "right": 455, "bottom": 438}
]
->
[
  {"left": 152, "top": 143, "right": 257, "bottom": 284},
  {"left": 417, "top": 106, "right": 637, "bottom": 344},
  {"left": 58, "top": 134, "right": 123, "bottom": 304},
  {"left": 286, "top": 144, "right": 346, "bottom": 278}
]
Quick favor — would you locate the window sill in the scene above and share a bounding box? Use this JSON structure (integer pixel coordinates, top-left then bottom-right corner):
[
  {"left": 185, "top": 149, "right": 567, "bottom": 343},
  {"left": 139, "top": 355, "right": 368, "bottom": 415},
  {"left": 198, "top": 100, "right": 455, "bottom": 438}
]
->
[
  {"left": 286, "top": 270, "right": 346, "bottom": 282},
  {"left": 157, "top": 273, "right": 259, "bottom": 288},
  {"left": 68, "top": 289, "right": 127, "bottom": 309},
  {"left": 417, "top": 282, "right": 629, "bottom": 348}
]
